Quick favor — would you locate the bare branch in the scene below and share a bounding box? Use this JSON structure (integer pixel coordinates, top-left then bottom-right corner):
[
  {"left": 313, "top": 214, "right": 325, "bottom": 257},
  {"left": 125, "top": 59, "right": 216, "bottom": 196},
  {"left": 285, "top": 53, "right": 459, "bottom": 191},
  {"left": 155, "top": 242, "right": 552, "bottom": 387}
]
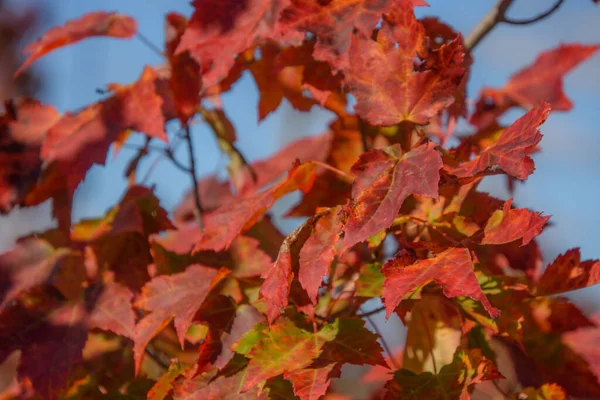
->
[
  {"left": 503, "top": 0, "right": 565, "bottom": 25},
  {"left": 184, "top": 123, "right": 205, "bottom": 230},
  {"left": 464, "top": 0, "right": 515, "bottom": 52}
]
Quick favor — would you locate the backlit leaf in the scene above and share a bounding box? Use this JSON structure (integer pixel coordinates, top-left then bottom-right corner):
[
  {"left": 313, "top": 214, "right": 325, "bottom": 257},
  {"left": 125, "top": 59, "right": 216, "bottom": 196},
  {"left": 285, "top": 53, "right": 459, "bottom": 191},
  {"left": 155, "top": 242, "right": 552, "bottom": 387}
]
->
[
  {"left": 537, "top": 249, "right": 600, "bottom": 295},
  {"left": 382, "top": 248, "right": 499, "bottom": 318},
  {"left": 16, "top": 11, "right": 136, "bottom": 76},
  {"left": 482, "top": 198, "right": 549, "bottom": 246}
]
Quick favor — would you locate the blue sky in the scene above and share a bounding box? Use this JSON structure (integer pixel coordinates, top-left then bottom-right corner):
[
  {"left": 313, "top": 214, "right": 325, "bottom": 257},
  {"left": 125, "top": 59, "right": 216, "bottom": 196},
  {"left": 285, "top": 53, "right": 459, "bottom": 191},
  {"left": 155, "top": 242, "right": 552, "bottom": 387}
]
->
[{"left": 1, "top": 0, "right": 599, "bottom": 314}]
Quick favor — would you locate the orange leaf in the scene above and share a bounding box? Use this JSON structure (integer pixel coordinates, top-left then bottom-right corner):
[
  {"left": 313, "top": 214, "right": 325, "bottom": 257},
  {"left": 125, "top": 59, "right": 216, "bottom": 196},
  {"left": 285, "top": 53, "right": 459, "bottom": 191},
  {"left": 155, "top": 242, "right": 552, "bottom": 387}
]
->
[
  {"left": 482, "top": 198, "right": 550, "bottom": 246},
  {"left": 16, "top": 11, "right": 136, "bottom": 76},
  {"left": 537, "top": 249, "right": 600, "bottom": 296}
]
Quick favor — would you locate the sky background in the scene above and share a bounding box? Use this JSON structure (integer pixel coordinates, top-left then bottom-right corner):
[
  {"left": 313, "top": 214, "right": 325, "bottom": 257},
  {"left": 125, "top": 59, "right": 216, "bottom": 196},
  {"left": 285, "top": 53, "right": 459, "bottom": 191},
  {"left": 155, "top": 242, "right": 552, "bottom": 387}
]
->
[{"left": 0, "top": 0, "right": 599, "bottom": 354}]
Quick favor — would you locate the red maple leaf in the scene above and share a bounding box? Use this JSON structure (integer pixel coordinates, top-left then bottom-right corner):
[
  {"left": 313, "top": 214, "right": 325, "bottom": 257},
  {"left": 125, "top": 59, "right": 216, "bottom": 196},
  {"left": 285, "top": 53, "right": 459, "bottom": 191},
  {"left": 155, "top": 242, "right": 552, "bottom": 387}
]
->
[
  {"left": 15, "top": 11, "right": 136, "bottom": 77},
  {"left": 481, "top": 198, "right": 550, "bottom": 246}
]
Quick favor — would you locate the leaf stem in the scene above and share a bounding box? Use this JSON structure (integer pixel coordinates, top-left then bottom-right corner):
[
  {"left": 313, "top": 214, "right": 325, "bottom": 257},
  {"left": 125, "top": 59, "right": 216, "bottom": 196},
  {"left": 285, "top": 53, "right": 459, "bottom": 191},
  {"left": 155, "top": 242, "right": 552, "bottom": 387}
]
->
[
  {"left": 184, "top": 123, "right": 205, "bottom": 230},
  {"left": 311, "top": 160, "right": 354, "bottom": 183},
  {"left": 136, "top": 32, "right": 164, "bottom": 58}
]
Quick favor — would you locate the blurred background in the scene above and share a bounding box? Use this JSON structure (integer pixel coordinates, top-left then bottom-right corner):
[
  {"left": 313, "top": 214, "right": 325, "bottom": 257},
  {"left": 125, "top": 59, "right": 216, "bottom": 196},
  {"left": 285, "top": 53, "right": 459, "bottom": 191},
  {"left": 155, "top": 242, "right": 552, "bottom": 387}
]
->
[{"left": 0, "top": 0, "right": 598, "bottom": 391}]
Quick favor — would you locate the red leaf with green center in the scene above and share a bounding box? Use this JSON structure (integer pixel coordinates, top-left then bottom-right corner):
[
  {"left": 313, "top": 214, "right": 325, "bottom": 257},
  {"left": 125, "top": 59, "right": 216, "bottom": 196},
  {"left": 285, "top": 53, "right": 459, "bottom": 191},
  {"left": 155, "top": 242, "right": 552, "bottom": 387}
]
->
[
  {"left": 382, "top": 248, "right": 499, "bottom": 318},
  {"left": 537, "top": 249, "right": 600, "bottom": 295},
  {"left": 133, "top": 265, "right": 228, "bottom": 375},
  {"left": 482, "top": 198, "right": 550, "bottom": 246},
  {"left": 233, "top": 318, "right": 337, "bottom": 391},
  {"left": 344, "top": 143, "right": 442, "bottom": 250},
  {"left": 449, "top": 103, "right": 550, "bottom": 180},
  {"left": 15, "top": 11, "right": 136, "bottom": 76}
]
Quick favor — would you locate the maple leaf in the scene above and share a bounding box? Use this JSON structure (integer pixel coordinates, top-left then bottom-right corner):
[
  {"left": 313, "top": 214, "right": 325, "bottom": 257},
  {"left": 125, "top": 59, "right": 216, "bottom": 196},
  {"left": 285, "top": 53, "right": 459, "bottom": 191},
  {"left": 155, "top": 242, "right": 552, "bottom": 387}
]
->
[
  {"left": 537, "top": 249, "right": 600, "bottom": 295},
  {"left": 383, "top": 348, "right": 502, "bottom": 400},
  {"left": 278, "top": 0, "right": 425, "bottom": 71},
  {"left": 173, "top": 368, "right": 267, "bottom": 399},
  {"left": 344, "top": 143, "right": 442, "bottom": 250},
  {"left": 448, "top": 103, "right": 550, "bottom": 180},
  {"left": 516, "top": 384, "right": 567, "bottom": 400},
  {"left": 15, "top": 11, "right": 137, "bottom": 76},
  {"left": 318, "top": 317, "right": 387, "bottom": 366},
  {"left": 481, "top": 198, "right": 549, "bottom": 246},
  {"left": 260, "top": 217, "right": 314, "bottom": 324},
  {"left": 299, "top": 206, "right": 344, "bottom": 304},
  {"left": 40, "top": 66, "right": 166, "bottom": 196},
  {"left": 0, "top": 98, "right": 60, "bottom": 213},
  {"left": 471, "top": 43, "right": 600, "bottom": 128},
  {"left": 148, "top": 361, "right": 190, "bottom": 400},
  {"left": 133, "top": 264, "right": 228, "bottom": 375},
  {"left": 194, "top": 161, "right": 317, "bottom": 252},
  {"left": 89, "top": 281, "right": 136, "bottom": 339},
  {"left": 72, "top": 185, "right": 174, "bottom": 242},
  {"left": 345, "top": 15, "right": 464, "bottom": 126},
  {"left": 0, "top": 238, "right": 69, "bottom": 312},
  {"left": 382, "top": 248, "right": 499, "bottom": 318},
  {"left": 563, "top": 314, "right": 600, "bottom": 387},
  {"left": 164, "top": 12, "right": 202, "bottom": 121},
  {"left": 176, "top": 0, "right": 289, "bottom": 88},
  {"left": 232, "top": 318, "right": 337, "bottom": 391},
  {"left": 284, "top": 363, "right": 341, "bottom": 400},
  {"left": 0, "top": 298, "right": 90, "bottom": 399},
  {"left": 214, "top": 304, "right": 265, "bottom": 369}
]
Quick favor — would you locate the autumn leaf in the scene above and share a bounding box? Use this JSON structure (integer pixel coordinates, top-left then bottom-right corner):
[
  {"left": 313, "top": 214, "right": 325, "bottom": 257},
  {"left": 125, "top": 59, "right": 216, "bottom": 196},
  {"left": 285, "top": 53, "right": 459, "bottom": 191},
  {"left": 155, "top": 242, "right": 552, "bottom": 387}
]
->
[
  {"left": 260, "top": 218, "right": 314, "bottom": 324},
  {"left": 15, "top": 11, "right": 137, "bottom": 76},
  {"left": 299, "top": 206, "right": 344, "bottom": 304},
  {"left": 515, "top": 384, "right": 567, "bottom": 400},
  {"left": 481, "top": 198, "right": 549, "bottom": 246},
  {"left": 0, "top": 98, "right": 60, "bottom": 213},
  {"left": 176, "top": 0, "right": 288, "bottom": 88},
  {"left": 233, "top": 318, "right": 337, "bottom": 391},
  {"left": 284, "top": 364, "right": 340, "bottom": 400},
  {"left": 537, "top": 249, "right": 600, "bottom": 295},
  {"left": 0, "top": 300, "right": 89, "bottom": 399},
  {"left": 382, "top": 248, "right": 499, "bottom": 318},
  {"left": 148, "top": 361, "right": 190, "bottom": 400},
  {"left": 194, "top": 161, "right": 317, "bottom": 252},
  {"left": 89, "top": 281, "right": 136, "bottom": 339},
  {"left": 383, "top": 348, "right": 502, "bottom": 400},
  {"left": 344, "top": 143, "right": 442, "bottom": 250},
  {"left": 40, "top": 66, "right": 166, "bottom": 196},
  {"left": 563, "top": 314, "right": 600, "bottom": 387},
  {"left": 345, "top": 13, "right": 464, "bottom": 126},
  {"left": 448, "top": 103, "right": 550, "bottom": 180},
  {"left": 471, "top": 43, "right": 600, "bottom": 128},
  {"left": 278, "top": 0, "right": 424, "bottom": 71},
  {"left": 173, "top": 368, "right": 267, "bottom": 399},
  {"left": 133, "top": 265, "right": 228, "bottom": 374},
  {"left": 0, "top": 238, "right": 69, "bottom": 312},
  {"left": 317, "top": 317, "right": 387, "bottom": 366},
  {"left": 164, "top": 12, "right": 202, "bottom": 121}
]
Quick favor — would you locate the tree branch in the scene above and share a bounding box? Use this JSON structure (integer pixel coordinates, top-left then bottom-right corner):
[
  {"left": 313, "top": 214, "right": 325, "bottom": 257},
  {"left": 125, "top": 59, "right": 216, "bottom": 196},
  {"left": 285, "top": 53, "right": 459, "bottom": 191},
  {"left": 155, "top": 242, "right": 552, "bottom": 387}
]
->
[
  {"left": 184, "top": 123, "right": 204, "bottom": 230},
  {"left": 503, "top": 0, "right": 565, "bottom": 25},
  {"left": 357, "top": 306, "right": 386, "bottom": 318},
  {"left": 464, "top": 0, "right": 515, "bottom": 52},
  {"left": 136, "top": 32, "right": 164, "bottom": 58}
]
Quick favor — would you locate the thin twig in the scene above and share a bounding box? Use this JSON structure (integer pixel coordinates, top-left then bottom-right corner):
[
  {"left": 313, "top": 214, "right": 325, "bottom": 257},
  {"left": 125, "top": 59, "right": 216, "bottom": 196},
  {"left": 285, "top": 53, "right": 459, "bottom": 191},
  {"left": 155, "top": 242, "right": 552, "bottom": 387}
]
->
[
  {"left": 464, "top": 0, "right": 515, "bottom": 51},
  {"left": 503, "top": 0, "right": 565, "bottom": 25},
  {"left": 144, "top": 344, "right": 170, "bottom": 370},
  {"left": 364, "top": 314, "right": 399, "bottom": 369},
  {"left": 357, "top": 306, "right": 386, "bottom": 318},
  {"left": 136, "top": 32, "right": 164, "bottom": 58},
  {"left": 184, "top": 123, "right": 205, "bottom": 230}
]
